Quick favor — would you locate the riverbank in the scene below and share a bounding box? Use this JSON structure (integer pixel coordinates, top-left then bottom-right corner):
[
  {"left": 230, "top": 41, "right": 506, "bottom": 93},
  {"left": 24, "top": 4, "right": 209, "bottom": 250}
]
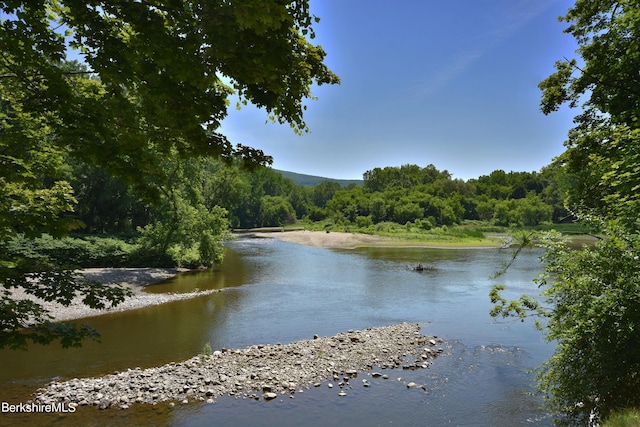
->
[
  {"left": 33, "top": 323, "right": 445, "bottom": 410},
  {"left": 249, "top": 229, "right": 505, "bottom": 249},
  {"left": 11, "top": 268, "right": 214, "bottom": 323},
  {"left": 13, "top": 230, "right": 503, "bottom": 324},
  {"left": 249, "top": 230, "right": 394, "bottom": 248}
]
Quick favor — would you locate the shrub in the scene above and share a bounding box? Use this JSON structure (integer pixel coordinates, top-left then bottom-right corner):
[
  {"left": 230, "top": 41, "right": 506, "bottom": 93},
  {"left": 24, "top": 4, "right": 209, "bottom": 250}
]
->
[
  {"left": 355, "top": 215, "right": 373, "bottom": 228},
  {"left": 6, "top": 234, "right": 138, "bottom": 268}
]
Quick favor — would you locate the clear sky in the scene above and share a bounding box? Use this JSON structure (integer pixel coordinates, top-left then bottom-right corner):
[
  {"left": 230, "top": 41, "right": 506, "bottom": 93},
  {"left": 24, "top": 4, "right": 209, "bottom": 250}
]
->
[{"left": 219, "top": 0, "right": 579, "bottom": 181}]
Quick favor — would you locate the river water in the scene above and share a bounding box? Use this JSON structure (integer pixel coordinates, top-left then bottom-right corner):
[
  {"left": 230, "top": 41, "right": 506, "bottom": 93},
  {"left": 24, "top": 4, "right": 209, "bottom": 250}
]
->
[{"left": 0, "top": 237, "right": 555, "bottom": 426}]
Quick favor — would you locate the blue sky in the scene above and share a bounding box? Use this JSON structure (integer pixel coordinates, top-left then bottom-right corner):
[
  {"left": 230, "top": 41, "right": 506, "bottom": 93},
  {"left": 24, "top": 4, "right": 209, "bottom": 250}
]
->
[{"left": 219, "top": 0, "right": 578, "bottom": 181}]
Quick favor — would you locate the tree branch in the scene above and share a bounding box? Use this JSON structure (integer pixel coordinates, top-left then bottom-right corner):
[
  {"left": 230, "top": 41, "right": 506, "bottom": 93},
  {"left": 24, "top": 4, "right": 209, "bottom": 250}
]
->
[
  {"left": 0, "top": 70, "right": 96, "bottom": 79},
  {"left": 563, "top": 55, "right": 640, "bottom": 96}
]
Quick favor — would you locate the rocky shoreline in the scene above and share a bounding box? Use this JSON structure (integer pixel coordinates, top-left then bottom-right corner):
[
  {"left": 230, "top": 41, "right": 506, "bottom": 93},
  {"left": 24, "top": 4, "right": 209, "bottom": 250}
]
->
[
  {"left": 9, "top": 268, "right": 205, "bottom": 322},
  {"left": 34, "top": 323, "right": 445, "bottom": 410}
]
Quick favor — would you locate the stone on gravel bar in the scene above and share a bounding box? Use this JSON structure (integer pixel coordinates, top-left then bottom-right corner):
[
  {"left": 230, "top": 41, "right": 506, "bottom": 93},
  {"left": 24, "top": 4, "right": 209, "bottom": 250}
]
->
[{"left": 33, "top": 323, "right": 445, "bottom": 409}]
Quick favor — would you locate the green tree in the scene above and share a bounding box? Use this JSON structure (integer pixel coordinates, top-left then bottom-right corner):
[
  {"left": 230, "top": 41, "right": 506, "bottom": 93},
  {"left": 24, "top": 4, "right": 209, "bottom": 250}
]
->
[
  {"left": 325, "top": 186, "right": 368, "bottom": 223},
  {"left": 492, "top": 1, "right": 640, "bottom": 424},
  {"left": 287, "top": 185, "right": 311, "bottom": 220},
  {"left": 1, "top": 0, "right": 338, "bottom": 349},
  {"left": 538, "top": 228, "right": 640, "bottom": 425},
  {"left": 230, "top": 166, "right": 299, "bottom": 228},
  {"left": 362, "top": 164, "right": 451, "bottom": 193},
  {"left": 202, "top": 159, "right": 251, "bottom": 229},
  {"left": 1, "top": 75, "right": 133, "bottom": 349},
  {"left": 369, "top": 197, "right": 388, "bottom": 224},
  {"left": 136, "top": 156, "right": 229, "bottom": 268},
  {"left": 392, "top": 201, "right": 423, "bottom": 224},
  {"left": 539, "top": 163, "right": 572, "bottom": 223},
  {"left": 492, "top": 200, "right": 516, "bottom": 226},
  {"left": 475, "top": 198, "right": 495, "bottom": 222},
  {"left": 311, "top": 181, "right": 342, "bottom": 208},
  {"left": 538, "top": 1, "right": 640, "bottom": 228},
  {"left": 69, "top": 160, "right": 150, "bottom": 233},
  {"left": 515, "top": 193, "right": 552, "bottom": 226},
  {"left": 259, "top": 195, "right": 296, "bottom": 227}
]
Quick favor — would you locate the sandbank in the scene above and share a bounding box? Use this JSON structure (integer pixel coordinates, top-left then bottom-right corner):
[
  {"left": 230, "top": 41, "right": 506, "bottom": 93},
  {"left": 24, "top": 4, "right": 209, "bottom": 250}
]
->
[
  {"left": 250, "top": 230, "right": 394, "bottom": 249},
  {"left": 249, "top": 229, "right": 504, "bottom": 249},
  {"left": 10, "top": 268, "right": 214, "bottom": 323}
]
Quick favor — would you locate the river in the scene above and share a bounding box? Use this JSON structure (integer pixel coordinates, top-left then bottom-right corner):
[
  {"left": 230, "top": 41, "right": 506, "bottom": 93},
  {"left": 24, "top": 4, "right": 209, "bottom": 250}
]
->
[{"left": 0, "top": 237, "right": 555, "bottom": 426}]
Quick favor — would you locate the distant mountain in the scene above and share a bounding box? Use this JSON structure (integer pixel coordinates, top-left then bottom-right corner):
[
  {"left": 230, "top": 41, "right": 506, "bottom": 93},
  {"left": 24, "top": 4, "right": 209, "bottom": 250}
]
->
[{"left": 274, "top": 169, "right": 363, "bottom": 187}]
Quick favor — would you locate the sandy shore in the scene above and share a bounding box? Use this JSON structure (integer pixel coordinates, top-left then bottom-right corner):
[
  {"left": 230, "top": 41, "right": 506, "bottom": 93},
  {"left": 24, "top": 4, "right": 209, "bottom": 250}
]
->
[
  {"left": 249, "top": 229, "right": 504, "bottom": 249},
  {"left": 250, "top": 230, "right": 394, "bottom": 249},
  {"left": 10, "top": 268, "right": 216, "bottom": 323}
]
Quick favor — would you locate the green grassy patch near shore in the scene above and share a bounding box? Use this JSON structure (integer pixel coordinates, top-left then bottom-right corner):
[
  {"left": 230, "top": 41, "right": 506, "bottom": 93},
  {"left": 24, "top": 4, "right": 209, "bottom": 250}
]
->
[
  {"left": 299, "top": 221, "right": 506, "bottom": 248},
  {"left": 602, "top": 409, "right": 640, "bottom": 427},
  {"left": 296, "top": 220, "right": 595, "bottom": 248}
]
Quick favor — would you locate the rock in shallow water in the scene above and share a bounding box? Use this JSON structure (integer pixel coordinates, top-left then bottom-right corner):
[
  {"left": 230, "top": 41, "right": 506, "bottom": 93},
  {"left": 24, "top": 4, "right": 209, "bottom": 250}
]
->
[{"left": 33, "top": 323, "right": 445, "bottom": 409}]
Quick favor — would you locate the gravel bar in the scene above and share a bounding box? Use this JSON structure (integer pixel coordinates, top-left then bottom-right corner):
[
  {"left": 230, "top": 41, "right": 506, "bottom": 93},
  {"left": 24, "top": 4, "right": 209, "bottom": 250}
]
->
[{"left": 34, "top": 323, "right": 445, "bottom": 409}]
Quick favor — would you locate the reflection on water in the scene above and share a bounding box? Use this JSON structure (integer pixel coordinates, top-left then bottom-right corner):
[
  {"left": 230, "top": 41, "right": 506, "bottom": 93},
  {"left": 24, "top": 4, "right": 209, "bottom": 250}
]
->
[{"left": 0, "top": 237, "right": 555, "bottom": 426}]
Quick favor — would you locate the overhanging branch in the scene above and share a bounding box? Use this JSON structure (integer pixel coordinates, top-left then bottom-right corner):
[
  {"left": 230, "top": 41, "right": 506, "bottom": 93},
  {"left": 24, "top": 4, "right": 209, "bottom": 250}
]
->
[{"left": 0, "top": 70, "right": 97, "bottom": 79}]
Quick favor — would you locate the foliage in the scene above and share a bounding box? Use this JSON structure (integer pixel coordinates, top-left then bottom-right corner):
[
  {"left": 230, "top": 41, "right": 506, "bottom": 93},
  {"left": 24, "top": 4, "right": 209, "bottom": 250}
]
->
[
  {"left": 0, "top": 70, "right": 133, "bottom": 349},
  {"left": 120, "top": 161, "right": 567, "bottom": 236},
  {"left": 0, "top": 86, "right": 79, "bottom": 239},
  {"left": 538, "top": 0, "right": 640, "bottom": 230},
  {"left": 68, "top": 160, "right": 150, "bottom": 233},
  {"left": 492, "top": 194, "right": 553, "bottom": 227},
  {"left": 0, "top": 0, "right": 337, "bottom": 349},
  {"left": 7, "top": 234, "right": 136, "bottom": 268},
  {"left": 227, "top": 165, "right": 299, "bottom": 228},
  {"left": 363, "top": 164, "right": 450, "bottom": 192},
  {"left": 309, "top": 164, "right": 556, "bottom": 229},
  {"left": 1, "top": 1, "right": 339, "bottom": 180},
  {"left": 493, "top": 228, "right": 640, "bottom": 425},
  {"left": 536, "top": 226, "right": 640, "bottom": 425},
  {"left": 136, "top": 156, "right": 230, "bottom": 268},
  {"left": 491, "top": 0, "right": 640, "bottom": 424},
  {"left": 259, "top": 195, "right": 296, "bottom": 227}
]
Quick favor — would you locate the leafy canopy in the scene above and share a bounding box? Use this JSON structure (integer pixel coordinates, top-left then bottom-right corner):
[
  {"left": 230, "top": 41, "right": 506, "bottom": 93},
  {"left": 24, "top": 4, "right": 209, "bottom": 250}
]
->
[
  {"left": 0, "top": 0, "right": 338, "bottom": 349},
  {"left": 539, "top": 0, "right": 640, "bottom": 229},
  {"left": 1, "top": 0, "right": 339, "bottom": 194},
  {"left": 493, "top": 1, "right": 640, "bottom": 424}
]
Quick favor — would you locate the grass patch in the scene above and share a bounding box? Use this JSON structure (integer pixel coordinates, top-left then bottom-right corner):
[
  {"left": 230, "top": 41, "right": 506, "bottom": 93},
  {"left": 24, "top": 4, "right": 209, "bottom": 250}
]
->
[
  {"left": 602, "top": 409, "right": 640, "bottom": 427},
  {"left": 297, "top": 219, "right": 597, "bottom": 248},
  {"left": 526, "top": 222, "right": 593, "bottom": 234},
  {"left": 298, "top": 220, "right": 505, "bottom": 247}
]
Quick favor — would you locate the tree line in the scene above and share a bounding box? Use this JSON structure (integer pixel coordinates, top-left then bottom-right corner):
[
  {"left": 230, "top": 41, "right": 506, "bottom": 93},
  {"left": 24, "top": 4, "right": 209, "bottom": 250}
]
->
[{"left": 65, "top": 158, "right": 571, "bottom": 237}]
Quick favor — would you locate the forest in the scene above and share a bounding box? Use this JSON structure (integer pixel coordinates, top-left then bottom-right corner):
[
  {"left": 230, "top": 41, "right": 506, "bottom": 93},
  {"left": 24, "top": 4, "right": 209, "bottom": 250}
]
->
[
  {"left": 72, "top": 159, "right": 570, "bottom": 232},
  {"left": 3, "top": 157, "right": 572, "bottom": 271}
]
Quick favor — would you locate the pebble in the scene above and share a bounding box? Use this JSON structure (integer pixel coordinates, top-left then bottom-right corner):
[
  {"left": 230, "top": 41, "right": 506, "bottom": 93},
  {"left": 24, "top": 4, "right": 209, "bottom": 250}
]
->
[{"left": 34, "top": 323, "right": 445, "bottom": 409}]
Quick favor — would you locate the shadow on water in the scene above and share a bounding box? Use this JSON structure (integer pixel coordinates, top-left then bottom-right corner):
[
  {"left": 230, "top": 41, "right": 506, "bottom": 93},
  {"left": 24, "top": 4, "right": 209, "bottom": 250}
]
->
[{"left": 0, "top": 237, "right": 555, "bottom": 426}]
